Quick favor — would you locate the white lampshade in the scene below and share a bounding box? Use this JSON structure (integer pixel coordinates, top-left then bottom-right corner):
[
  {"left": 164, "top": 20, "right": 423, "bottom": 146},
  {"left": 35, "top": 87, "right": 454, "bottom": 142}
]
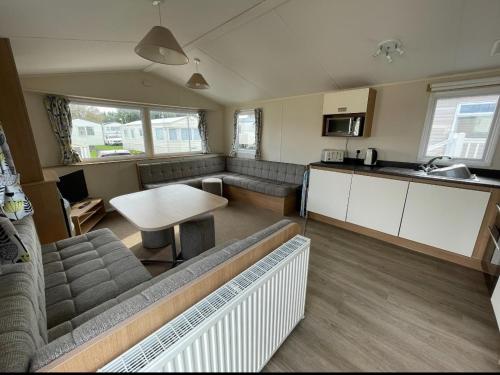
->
[
  {"left": 186, "top": 73, "right": 210, "bottom": 89},
  {"left": 135, "top": 26, "right": 188, "bottom": 65}
]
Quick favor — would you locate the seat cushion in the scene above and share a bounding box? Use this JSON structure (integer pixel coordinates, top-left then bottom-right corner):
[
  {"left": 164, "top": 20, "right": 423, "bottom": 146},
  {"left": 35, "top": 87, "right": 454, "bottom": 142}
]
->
[
  {"left": 226, "top": 157, "right": 306, "bottom": 185},
  {"left": 143, "top": 172, "right": 235, "bottom": 190},
  {"left": 222, "top": 174, "right": 300, "bottom": 197},
  {"left": 42, "top": 229, "right": 152, "bottom": 340}
]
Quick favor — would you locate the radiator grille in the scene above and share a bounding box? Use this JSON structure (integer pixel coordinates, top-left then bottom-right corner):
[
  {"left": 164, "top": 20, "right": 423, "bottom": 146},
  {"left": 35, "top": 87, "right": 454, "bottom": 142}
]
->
[{"left": 100, "top": 234, "right": 310, "bottom": 373}]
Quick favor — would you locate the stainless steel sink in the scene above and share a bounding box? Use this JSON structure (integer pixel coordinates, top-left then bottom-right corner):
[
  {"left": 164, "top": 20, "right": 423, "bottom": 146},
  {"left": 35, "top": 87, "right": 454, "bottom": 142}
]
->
[{"left": 426, "top": 163, "right": 475, "bottom": 180}]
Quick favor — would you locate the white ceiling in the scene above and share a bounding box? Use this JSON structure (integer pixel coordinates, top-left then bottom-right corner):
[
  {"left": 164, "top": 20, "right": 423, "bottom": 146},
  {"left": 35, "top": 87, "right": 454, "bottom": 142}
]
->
[{"left": 1, "top": 0, "right": 500, "bottom": 105}]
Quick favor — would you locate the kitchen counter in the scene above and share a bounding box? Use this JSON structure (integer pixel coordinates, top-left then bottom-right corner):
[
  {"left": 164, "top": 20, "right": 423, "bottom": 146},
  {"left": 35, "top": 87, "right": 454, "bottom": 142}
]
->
[{"left": 310, "top": 161, "right": 500, "bottom": 189}]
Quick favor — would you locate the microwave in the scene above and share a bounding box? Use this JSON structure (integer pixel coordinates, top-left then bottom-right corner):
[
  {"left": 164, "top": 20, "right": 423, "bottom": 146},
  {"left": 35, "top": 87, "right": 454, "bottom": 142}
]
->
[{"left": 322, "top": 113, "right": 365, "bottom": 137}]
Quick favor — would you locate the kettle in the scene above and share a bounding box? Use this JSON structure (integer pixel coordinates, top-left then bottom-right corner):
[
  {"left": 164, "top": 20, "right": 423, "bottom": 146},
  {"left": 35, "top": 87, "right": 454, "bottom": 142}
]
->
[{"left": 364, "top": 148, "right": 378, "bottom": 166}]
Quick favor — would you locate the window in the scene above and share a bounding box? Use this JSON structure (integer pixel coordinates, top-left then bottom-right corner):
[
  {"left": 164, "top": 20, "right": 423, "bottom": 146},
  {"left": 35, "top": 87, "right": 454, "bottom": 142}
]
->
[
  {"left": 168, "top": 128, "right": 177, "bottom": 141},
  {"left": 150, "top": 109, "right": 202, "bottom": 154},
  {"left": 155, "top": 128, "right": 164, "bottom": 141},
  {"left": 69, "top": 102, "right": 146, "bottom": 159},
  {"left": 236, "top": 110, "right": 256, "bottom": 152},
  {"left": 419, "top": 88, "right": 500, "bottom": 166}
]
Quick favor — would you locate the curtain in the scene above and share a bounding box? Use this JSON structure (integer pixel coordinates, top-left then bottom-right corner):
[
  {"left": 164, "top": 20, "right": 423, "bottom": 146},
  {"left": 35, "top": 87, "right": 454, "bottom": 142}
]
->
[
  {"left": 44, "top": 95, "right": 81, "bottom": 164},
  {"left": 254, "top": 108, "right": 263, "bottom": 160},
  {"left": 197, "top": 110, "right": 211, "bottom": 154},
  {"left": 229, "top": 110, "right": 240, "bottom": 157}
]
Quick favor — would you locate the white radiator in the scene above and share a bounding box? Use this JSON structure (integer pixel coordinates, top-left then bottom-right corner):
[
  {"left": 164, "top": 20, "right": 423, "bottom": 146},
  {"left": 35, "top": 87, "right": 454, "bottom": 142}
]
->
[{"left": 99, "top": 234, "right": 310, "bottom": 373}]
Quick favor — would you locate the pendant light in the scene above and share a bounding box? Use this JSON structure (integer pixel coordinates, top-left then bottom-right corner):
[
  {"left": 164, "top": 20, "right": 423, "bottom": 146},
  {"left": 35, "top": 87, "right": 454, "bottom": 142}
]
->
[
  {"left": 135, "top": 0, "right": 188, "bottom": 65},
  {"left": 186, "top": 58, "right": 210, "bottom": 89}
]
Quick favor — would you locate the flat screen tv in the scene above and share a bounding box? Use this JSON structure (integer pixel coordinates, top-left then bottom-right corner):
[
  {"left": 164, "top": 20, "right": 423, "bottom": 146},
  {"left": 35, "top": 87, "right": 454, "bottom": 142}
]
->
[{"left": 57, "top": 169, "right": 89, "bottom": 204}]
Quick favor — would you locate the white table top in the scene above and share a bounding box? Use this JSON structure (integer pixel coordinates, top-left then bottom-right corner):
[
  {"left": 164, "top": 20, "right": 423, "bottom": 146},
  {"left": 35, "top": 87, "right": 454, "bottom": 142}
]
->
[{"left": 110, "top": 184, "right": 228, "bottom": 231}]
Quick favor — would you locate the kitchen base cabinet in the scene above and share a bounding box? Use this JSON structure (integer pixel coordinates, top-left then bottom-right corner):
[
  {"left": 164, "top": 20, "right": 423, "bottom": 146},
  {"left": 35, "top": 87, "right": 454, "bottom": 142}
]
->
[
  {"left": 346, "top": 174, "right": 409, "bottom": 236},
  {"left": 399, "top": 182, "right": 490, "bottom": 257},
  {"left": 307, "top": 168, "right": 352, "bottom": 221}
]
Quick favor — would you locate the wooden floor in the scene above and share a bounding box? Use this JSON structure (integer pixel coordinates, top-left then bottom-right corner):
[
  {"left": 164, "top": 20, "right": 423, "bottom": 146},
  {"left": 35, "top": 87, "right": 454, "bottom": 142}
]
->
[
  {"left": 98, "top": 203, "right": 499, "bottom": 371},
  {"left": 265, "top": 219, "right": 500, "bottom": 372}
]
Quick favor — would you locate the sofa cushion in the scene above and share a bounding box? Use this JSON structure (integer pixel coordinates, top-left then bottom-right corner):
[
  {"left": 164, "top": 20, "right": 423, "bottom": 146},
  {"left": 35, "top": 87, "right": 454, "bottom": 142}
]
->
[
  {"left": 42, "top": 229, "right": 152, "bottom": 340},
  {"left": 0, "top": 216, "right": 47, "bottom": 372},
  {"left": 31, "top": 219, "right": 293, "bottom": 371},
  {"left": 138, "top": 155, "right": 226, "bottom": 186},
  {"left": 222, "top": 174, "right": 300, "bottom": 197},
  {"left": 226, "top": 157, "right": 305, "bottom": 185}
]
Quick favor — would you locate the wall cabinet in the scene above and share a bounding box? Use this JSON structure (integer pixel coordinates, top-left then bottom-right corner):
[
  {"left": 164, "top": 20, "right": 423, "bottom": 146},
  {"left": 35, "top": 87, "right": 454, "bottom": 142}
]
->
[
  {"left": 322, "top": 88, "right": 375, "bottom": 115},
  {"left": 399, "top": 182, "right": 490, "bottom": 257},
  {"left": 346, "top": 174, "right": 409, "bottom": 236},
  {"left": 307, "top": 168, "right": 352, "bottom": 221}
]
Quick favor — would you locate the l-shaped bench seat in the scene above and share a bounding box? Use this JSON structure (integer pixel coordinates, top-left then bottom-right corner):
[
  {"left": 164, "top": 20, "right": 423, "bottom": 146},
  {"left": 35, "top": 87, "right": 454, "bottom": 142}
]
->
[{"left": 137, "top": 155, "right": 306, "bottom": 215}]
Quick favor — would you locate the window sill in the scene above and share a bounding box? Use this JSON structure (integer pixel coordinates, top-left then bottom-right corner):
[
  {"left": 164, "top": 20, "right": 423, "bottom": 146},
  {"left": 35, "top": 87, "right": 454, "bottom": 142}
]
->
[{"left": 44, "top": 152, "right": 215, "bottom": 168}]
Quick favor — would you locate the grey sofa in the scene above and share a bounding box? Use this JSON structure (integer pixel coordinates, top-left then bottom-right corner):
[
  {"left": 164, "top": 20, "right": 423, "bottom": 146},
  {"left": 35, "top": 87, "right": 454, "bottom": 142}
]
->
[
  {"left": 137, "top": 155, "right": 306, "bottom": 215},
  {"left": 0, "top": 215, "right": 294, "bottom": 372}
]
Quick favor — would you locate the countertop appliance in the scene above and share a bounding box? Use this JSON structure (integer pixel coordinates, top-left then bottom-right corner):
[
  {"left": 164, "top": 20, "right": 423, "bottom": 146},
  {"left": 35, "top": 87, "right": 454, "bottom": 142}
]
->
[
  {"left": 364, "top": 148, "right": 378, "bottom": 166},
  {"left": 322, "top": 114, "right": 365, "bottom": 137},
  {"left": 321, "top": 149, "right": 345, "bottom": 163}
]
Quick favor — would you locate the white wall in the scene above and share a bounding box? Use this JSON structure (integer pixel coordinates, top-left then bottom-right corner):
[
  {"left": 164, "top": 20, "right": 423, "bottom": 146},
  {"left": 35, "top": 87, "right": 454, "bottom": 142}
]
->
[
  {"left": 224, "top": 70, "right": 500, "bottom": 169},
  {"left": 21, "top": 70, "right": 226, "bottom": 207}
]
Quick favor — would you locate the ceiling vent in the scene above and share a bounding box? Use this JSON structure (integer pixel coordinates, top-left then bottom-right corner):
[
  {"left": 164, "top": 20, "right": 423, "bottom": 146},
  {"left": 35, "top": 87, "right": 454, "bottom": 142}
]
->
[{"left": 491, "top": 39, "right": 500, "bottom": 56}]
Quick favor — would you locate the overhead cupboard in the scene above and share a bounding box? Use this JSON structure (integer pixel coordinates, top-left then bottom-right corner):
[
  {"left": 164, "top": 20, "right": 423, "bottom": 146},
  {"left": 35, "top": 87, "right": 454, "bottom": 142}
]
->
[{"left": 307, "top": 166, "right": 494, "bottom": 272}]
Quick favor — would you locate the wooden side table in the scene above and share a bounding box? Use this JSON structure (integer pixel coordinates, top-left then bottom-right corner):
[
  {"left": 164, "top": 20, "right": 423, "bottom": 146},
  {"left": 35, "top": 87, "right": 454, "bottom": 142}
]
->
[{"left": 70, "top": 198, "right": 106, "bottom": 235}]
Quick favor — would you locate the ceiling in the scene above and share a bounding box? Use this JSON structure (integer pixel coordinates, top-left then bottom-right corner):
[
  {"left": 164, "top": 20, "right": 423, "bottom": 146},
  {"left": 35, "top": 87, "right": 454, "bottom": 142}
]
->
[{"left": 1, "top": 0, "right": 500, "bottom": 105}]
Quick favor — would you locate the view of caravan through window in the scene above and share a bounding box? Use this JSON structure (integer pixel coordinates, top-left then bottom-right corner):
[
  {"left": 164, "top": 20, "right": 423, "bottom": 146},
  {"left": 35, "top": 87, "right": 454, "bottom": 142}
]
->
[
  {"left": 69, "top": 103, "right": 203, "bottom": 160},
  {"left": 423, "top": 93, "right": 500, "bottom": 162},
  {"left": 149, "top": 109, "right": 202, "bottom": 154},
  {"left": 236, "top": 110, "right": 256, "bottom": 151},
  {"left": 69, "top": 103, "right": 145, "bottom": 159}
]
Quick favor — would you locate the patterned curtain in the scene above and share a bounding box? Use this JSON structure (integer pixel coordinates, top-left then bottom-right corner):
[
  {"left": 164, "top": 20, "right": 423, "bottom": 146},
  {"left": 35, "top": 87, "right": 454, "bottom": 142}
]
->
[
  {"left": 197, "top": 110, "right": 211, "bottom": 154},
  {"left": 229, "top": 110, "right": 240, "bottom": 157},
  {"left": 44, "top": 95, "right": 81, "bottom": 164},
  {"left": 254, "top": 108, "right": 263, "bottom": 160}
]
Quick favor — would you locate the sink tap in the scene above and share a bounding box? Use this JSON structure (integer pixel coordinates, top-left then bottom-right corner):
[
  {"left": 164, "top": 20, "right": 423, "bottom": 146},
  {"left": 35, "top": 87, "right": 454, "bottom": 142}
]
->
[{"left": 419, "top": 156, "right": 452, "bottom": 172}]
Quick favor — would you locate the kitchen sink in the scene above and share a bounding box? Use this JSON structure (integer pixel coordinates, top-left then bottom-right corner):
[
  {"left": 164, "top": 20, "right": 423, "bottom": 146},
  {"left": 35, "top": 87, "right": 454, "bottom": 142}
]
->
[{"left": 426, "top": 163, "right": 475, "bottom": 180}]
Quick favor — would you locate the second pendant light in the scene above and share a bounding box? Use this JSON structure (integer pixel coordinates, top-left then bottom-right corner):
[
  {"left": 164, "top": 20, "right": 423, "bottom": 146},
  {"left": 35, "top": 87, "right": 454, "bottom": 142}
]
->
[{"left": 186, "top": 58, "right": 210, "bottom": 90}]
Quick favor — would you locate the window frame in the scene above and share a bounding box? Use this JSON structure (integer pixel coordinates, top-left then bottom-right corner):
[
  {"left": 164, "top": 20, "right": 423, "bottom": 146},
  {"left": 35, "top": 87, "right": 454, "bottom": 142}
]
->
[
  {"left": 235, "top": 109, "right": 257, "bottom": 155},
  {"left": 149, "top": 107, "right": 202, "bottom": 156},
  {"left": 417, "top": 86, "right": 500, "bottom": 167},
  {"left": 69, "top": 100, "right": 148, "bottom": 162},
  {"left": 67, "top": 99, "right": 205, "bottom": 163}
]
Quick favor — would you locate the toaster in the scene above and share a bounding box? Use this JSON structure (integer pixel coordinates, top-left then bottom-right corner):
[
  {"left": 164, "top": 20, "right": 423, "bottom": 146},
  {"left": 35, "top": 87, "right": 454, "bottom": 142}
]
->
[{"left": 321, "top": 149, "right": 345, "bottom": 163}]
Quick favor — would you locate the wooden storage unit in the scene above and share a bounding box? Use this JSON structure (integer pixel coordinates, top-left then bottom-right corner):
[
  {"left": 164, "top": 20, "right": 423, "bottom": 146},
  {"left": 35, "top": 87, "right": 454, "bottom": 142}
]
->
[
  {"left": 307, "top": 165, "right": 500, "bottom": 275},
  {"left": 71, "top": 198, "right": 106, "bottom": 235}
]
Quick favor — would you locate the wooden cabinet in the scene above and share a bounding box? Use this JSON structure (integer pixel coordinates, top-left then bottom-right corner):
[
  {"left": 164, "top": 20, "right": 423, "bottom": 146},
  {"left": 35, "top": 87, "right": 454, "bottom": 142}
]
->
[
  {"left": 346, "top": 174, "right": 409, "bottom": 236},
  {"left": 322, "top": 88, "right": 375, "bottom": 115},
  {"left": 307, "top": 168, "right": 352, "bottom": 221},
  {"left": 399, "top": 182, "right": 490, "bottom": 257}
]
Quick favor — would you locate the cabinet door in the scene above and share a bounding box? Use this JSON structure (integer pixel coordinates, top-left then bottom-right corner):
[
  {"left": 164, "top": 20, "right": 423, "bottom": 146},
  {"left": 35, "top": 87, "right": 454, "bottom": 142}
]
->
[
  {"left": 399, "top": 182, "right": 490, "bottom": 257},
  {"left": 307, "top": 169, "right": 352, "bottom": 221},
  {"left": 346, "top": 174, "right": 409, "bottom": 235},
  {"left": 323, "top": 88, "right": 369, "bottom": 115}
]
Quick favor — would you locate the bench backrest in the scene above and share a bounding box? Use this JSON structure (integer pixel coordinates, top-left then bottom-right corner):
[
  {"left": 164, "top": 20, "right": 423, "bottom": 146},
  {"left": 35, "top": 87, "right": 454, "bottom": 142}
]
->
[
  {"left": 0, "top": 216, "right": 48, "bottom": 372},
  {"left": 226, "top": 157, "right": 306, "bottom": 185},
  {"left": 137, "top": 155, "right": 226, "bottom": 186}
]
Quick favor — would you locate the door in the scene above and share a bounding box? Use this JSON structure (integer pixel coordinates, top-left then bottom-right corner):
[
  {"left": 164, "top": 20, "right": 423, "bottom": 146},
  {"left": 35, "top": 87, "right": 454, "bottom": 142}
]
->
[
  {"left": 399, "top": 182, "right": 490, "bottom": 257},
  {"left": 307, "top": 168, "right": 352, "bottom": 221},
  {"left": 346, "top": 174, "right": 409, "bottom": 235}
]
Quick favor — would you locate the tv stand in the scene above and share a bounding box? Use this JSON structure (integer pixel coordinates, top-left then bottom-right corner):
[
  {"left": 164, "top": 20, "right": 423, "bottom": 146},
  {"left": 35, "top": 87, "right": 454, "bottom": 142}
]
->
[{"left": 70, "top": 198, "right": 106, "bottom": 235}]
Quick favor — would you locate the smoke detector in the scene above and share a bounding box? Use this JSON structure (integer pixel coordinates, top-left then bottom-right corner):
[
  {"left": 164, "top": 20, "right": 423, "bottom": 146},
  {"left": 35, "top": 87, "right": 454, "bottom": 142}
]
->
[
  {"left": 491, "top": 39, "right": 500, "bottom": 56},
  {"left": 373, "top": 39, "right": 404, "bottom": 63}
]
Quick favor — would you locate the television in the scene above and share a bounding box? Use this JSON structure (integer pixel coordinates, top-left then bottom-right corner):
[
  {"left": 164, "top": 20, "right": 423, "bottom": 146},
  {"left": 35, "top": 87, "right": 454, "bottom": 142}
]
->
[{"left": 57, "top": 169, "right": 89, "bottom": 204}]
